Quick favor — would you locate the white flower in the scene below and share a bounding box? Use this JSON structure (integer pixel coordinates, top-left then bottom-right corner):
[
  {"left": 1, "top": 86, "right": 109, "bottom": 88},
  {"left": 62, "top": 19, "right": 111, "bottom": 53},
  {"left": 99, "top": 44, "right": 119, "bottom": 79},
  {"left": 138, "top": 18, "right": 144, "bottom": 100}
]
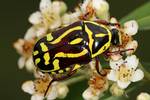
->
[
  {"left": 107, "top": 55, "right": 144, "bottom": 89},
  {"left": 81, "top": 0, "right": 109, "bottom": 20},
  {"left": 92, "top": 0, "right": 109, "bottom": 20},
  {"left": 137, "top": 92, "right": 150, "bottom": 100},
  {"left": 123, "top": 20, "right": 138, "bottom": 36},
  {"left": 22, "top": 74, "right": 69, "bottom": 100},
  {"left": 14, "top": 38, "right": 35, "bottom": 72}
]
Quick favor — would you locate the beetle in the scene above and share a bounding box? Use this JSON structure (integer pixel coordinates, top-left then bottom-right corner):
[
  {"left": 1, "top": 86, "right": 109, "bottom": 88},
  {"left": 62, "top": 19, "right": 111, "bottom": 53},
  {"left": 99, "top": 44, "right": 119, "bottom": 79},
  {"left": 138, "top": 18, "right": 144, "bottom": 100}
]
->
[{"left": 32, "top": 20, "right": 122, "bottom": 96}]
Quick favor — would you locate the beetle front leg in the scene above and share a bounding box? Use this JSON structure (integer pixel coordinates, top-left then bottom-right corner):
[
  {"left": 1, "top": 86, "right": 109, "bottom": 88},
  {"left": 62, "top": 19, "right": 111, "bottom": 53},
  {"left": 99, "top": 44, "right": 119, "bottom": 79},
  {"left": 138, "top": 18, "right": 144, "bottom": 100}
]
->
[{"left": 95, "top": 57, "right": 107, "bottom": 76}]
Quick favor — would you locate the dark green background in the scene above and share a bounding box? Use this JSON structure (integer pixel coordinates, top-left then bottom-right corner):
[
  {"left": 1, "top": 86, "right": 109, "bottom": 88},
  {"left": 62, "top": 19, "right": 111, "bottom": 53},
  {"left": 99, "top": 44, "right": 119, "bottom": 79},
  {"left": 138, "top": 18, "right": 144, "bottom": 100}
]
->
[{"left": 0, "top": 0, "right": 149, "bottom": 100}]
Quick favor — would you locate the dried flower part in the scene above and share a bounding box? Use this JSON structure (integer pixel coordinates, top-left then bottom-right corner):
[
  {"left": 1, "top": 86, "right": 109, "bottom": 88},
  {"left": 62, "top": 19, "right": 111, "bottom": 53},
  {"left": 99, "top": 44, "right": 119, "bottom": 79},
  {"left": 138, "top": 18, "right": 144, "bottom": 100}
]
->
[
  {"left": 120, "top": 33, "right": 132, "bottom": 48},
  {"left": 137, "top": 93, "right": 150, "bottom": 100},
  {"left": 14, "top": 39, "right": 35, "bottom": 57},
  {"left": 89, "top": 72, "right": 109, "bottom": 94},
  {"left": 110, "top": 83, "right": 124, "bottom": 96},
  {"left": 80, "top": 0, "right": 109, "bottom": 20},
  {"left": 34, "top": 74, "right": 52, "bottom": 94}
]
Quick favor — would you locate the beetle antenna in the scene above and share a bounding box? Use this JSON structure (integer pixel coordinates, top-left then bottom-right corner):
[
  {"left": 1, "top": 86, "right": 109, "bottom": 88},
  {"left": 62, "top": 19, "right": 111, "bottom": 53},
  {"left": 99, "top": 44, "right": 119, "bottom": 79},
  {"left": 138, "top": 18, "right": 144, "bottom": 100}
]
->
[{"left": 44, "top": 79, "right": 55, "bottom": 97}]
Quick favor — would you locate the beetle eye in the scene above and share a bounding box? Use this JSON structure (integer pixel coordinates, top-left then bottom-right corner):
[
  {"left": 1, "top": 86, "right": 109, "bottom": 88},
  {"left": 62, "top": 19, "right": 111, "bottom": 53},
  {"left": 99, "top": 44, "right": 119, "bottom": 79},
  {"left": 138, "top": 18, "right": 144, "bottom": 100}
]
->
[{"left": 111, "top": 28, "right": 121, "bottom": 45}]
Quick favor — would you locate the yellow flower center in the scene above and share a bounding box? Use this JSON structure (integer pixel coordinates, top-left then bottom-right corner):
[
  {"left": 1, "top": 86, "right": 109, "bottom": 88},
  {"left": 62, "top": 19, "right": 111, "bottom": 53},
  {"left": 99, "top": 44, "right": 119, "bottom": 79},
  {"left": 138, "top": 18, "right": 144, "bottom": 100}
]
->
[{"left": 116, "top": 65, "right": 134, "bottom": 82}]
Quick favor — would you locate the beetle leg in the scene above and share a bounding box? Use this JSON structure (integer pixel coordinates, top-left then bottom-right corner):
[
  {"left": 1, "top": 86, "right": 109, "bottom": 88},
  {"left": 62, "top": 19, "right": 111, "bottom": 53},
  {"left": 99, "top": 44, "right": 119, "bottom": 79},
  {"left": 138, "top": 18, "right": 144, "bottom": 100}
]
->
[
  {"left": 44, "top": 65, "right": 77, "bottom": 97},
  {"left": 95, "top": 57, "right": 107, "bottom": 76},
  {"left": 94, "top": 20, "right": 120, "bottom": 27}
]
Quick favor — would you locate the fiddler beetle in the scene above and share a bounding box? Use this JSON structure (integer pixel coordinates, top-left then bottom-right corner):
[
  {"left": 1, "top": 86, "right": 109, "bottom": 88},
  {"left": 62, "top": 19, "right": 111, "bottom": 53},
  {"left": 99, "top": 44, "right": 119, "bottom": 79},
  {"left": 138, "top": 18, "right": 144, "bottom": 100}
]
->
[{"left": 33, "top": 20, "right": 126, "bottom": 96}]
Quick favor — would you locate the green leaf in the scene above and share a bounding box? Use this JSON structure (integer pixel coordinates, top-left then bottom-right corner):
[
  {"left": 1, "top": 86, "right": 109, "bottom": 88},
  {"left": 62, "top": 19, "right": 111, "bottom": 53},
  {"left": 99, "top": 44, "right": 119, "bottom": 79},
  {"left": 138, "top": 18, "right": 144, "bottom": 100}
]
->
[{"left": 120, "top": 2, "right": 150, "bottom": 30}]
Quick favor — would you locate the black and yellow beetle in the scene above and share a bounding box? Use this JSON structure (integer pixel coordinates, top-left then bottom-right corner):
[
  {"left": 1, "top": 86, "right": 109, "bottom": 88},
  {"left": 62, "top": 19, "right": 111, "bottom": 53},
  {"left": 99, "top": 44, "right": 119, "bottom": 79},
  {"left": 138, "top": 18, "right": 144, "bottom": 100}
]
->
[{"left": 33, "top": 20, "right": 121, "bottom": 95}]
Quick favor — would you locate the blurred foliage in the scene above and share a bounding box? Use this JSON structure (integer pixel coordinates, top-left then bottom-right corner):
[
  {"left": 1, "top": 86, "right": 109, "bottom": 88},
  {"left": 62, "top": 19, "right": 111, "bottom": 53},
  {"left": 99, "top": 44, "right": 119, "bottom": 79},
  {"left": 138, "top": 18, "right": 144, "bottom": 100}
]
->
[{"left": 120, "top": 2, "right": 150, "bottom": 30}]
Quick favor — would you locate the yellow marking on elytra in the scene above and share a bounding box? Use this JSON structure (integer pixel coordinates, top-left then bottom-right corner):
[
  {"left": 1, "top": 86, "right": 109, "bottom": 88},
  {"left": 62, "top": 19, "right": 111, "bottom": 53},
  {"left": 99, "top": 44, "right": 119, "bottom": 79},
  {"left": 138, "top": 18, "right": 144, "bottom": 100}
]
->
[
  {"left": 95, "top": 33, "right": 107, "bottom": 37},
  {"left": 35, "top": 58, "right": 41, "bottom": 65},
  {"left": 92, "top": 27, "right": 112, "bottom": 58},
  {"left": 40, "top": 43, "right": 48, "bottom": 52},
  {"left": 69, "top": 38, "right": 83, "bottom": 45},
  {"left": 47, "top": 33, "right": 53, "bottom": 41},
  {"left": 50, "top": 26, "right": 82, "bottom": 44},
  {"left": 65, "top": 68, "right": 70, "bottom": 71},
  {"left": 58, "top": 70, "right": 64, "bottom": 73},
  {"left": 43, "top": 52, "right": 50, "bottom": 65},
  {"left": 51, "top": 72, "right": 56, "bottom": 75},
  {"left": 84, "top": 21, "right": 112, "bottom": 58},
  {"left": 54, "top": 49, "right": 88, "bottom": 58},
  {"left": 33, "top": 51, "right": 39, "bottom": 56},
  {"left": 73, "top": 64, "right": 81, "bottom": 71},
  {"left": 51, "top": 59, "right": 60, "bottom": 71},
  {"left": 85, "top": 25, "right": 94, "bottom": 53}
]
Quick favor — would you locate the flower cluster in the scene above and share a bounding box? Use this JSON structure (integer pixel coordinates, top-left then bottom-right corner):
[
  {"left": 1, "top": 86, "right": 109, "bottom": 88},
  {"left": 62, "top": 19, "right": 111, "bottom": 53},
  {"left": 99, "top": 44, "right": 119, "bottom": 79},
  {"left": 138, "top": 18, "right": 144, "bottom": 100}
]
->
[{"left": 13, "top": 0, "right": 145, "bottom": 100}]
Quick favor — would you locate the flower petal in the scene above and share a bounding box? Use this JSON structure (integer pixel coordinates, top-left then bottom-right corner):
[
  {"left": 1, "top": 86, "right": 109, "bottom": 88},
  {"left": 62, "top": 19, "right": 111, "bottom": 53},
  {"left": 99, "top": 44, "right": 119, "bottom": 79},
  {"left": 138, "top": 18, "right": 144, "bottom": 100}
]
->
[
  {"left": 25, "top": 57, "right": 35, "bottom": 72},
  {"left": 18, "top": 57, "right": 26, "bottom": 69},
  {"left": 117, "top": 80, "right": 131, "bottom": 89},
  {"left": 40, "top": 0, "right": 51, "bottom": 12},
  {"left": 131, "top": 69, "right": 144, "bottom": 82},
  {"left": 29, "top": 11, "right": 43, "bottom": 25},
  {"left": 31, "top": 94, "right": 44, "bottom": 100},
  {"left": 109, "top": 59, "right": 124, "bottom": 69},
  {"left": 107, "top": 70, "right": 117, "bottom": 81},
  {"left": 24, "top": 26, "right": 36, "bottom": 40},
  {"left": 46, "top": 83, "right": 58, "bottom": 100},
  {"left": 22, "top": 81, "right": 35, "bottom": 94},
  {"left": 123, "top": 20, "right": 138, "bottom": 36},
  {"left": 124, "top": 55, "right": 139, "bottom": 69}
]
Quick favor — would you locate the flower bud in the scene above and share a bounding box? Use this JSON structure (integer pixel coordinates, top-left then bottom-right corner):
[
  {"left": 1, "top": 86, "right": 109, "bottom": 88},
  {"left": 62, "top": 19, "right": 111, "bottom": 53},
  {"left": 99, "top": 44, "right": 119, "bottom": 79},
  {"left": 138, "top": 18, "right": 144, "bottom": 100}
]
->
[
  {"left": 123, "top": 20, "right": 138, "bottom": 36},
  {"left": 137, "top": 92, "right": 150, "bottom": 100},
  {"left": 110, "top": 83, "right": 124, "bottom": 96},
  {"left": 56, "top": 83, "right": 69, "bottom": 99},
  {"left": 52, "top": 1, "right": 67, "bottom": 16},
  {"left": 29, "top": 11, "right": 43, "bottom": 25},
  {"left": 82, "top": 87, "right": 99, "bottom": 100}
]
